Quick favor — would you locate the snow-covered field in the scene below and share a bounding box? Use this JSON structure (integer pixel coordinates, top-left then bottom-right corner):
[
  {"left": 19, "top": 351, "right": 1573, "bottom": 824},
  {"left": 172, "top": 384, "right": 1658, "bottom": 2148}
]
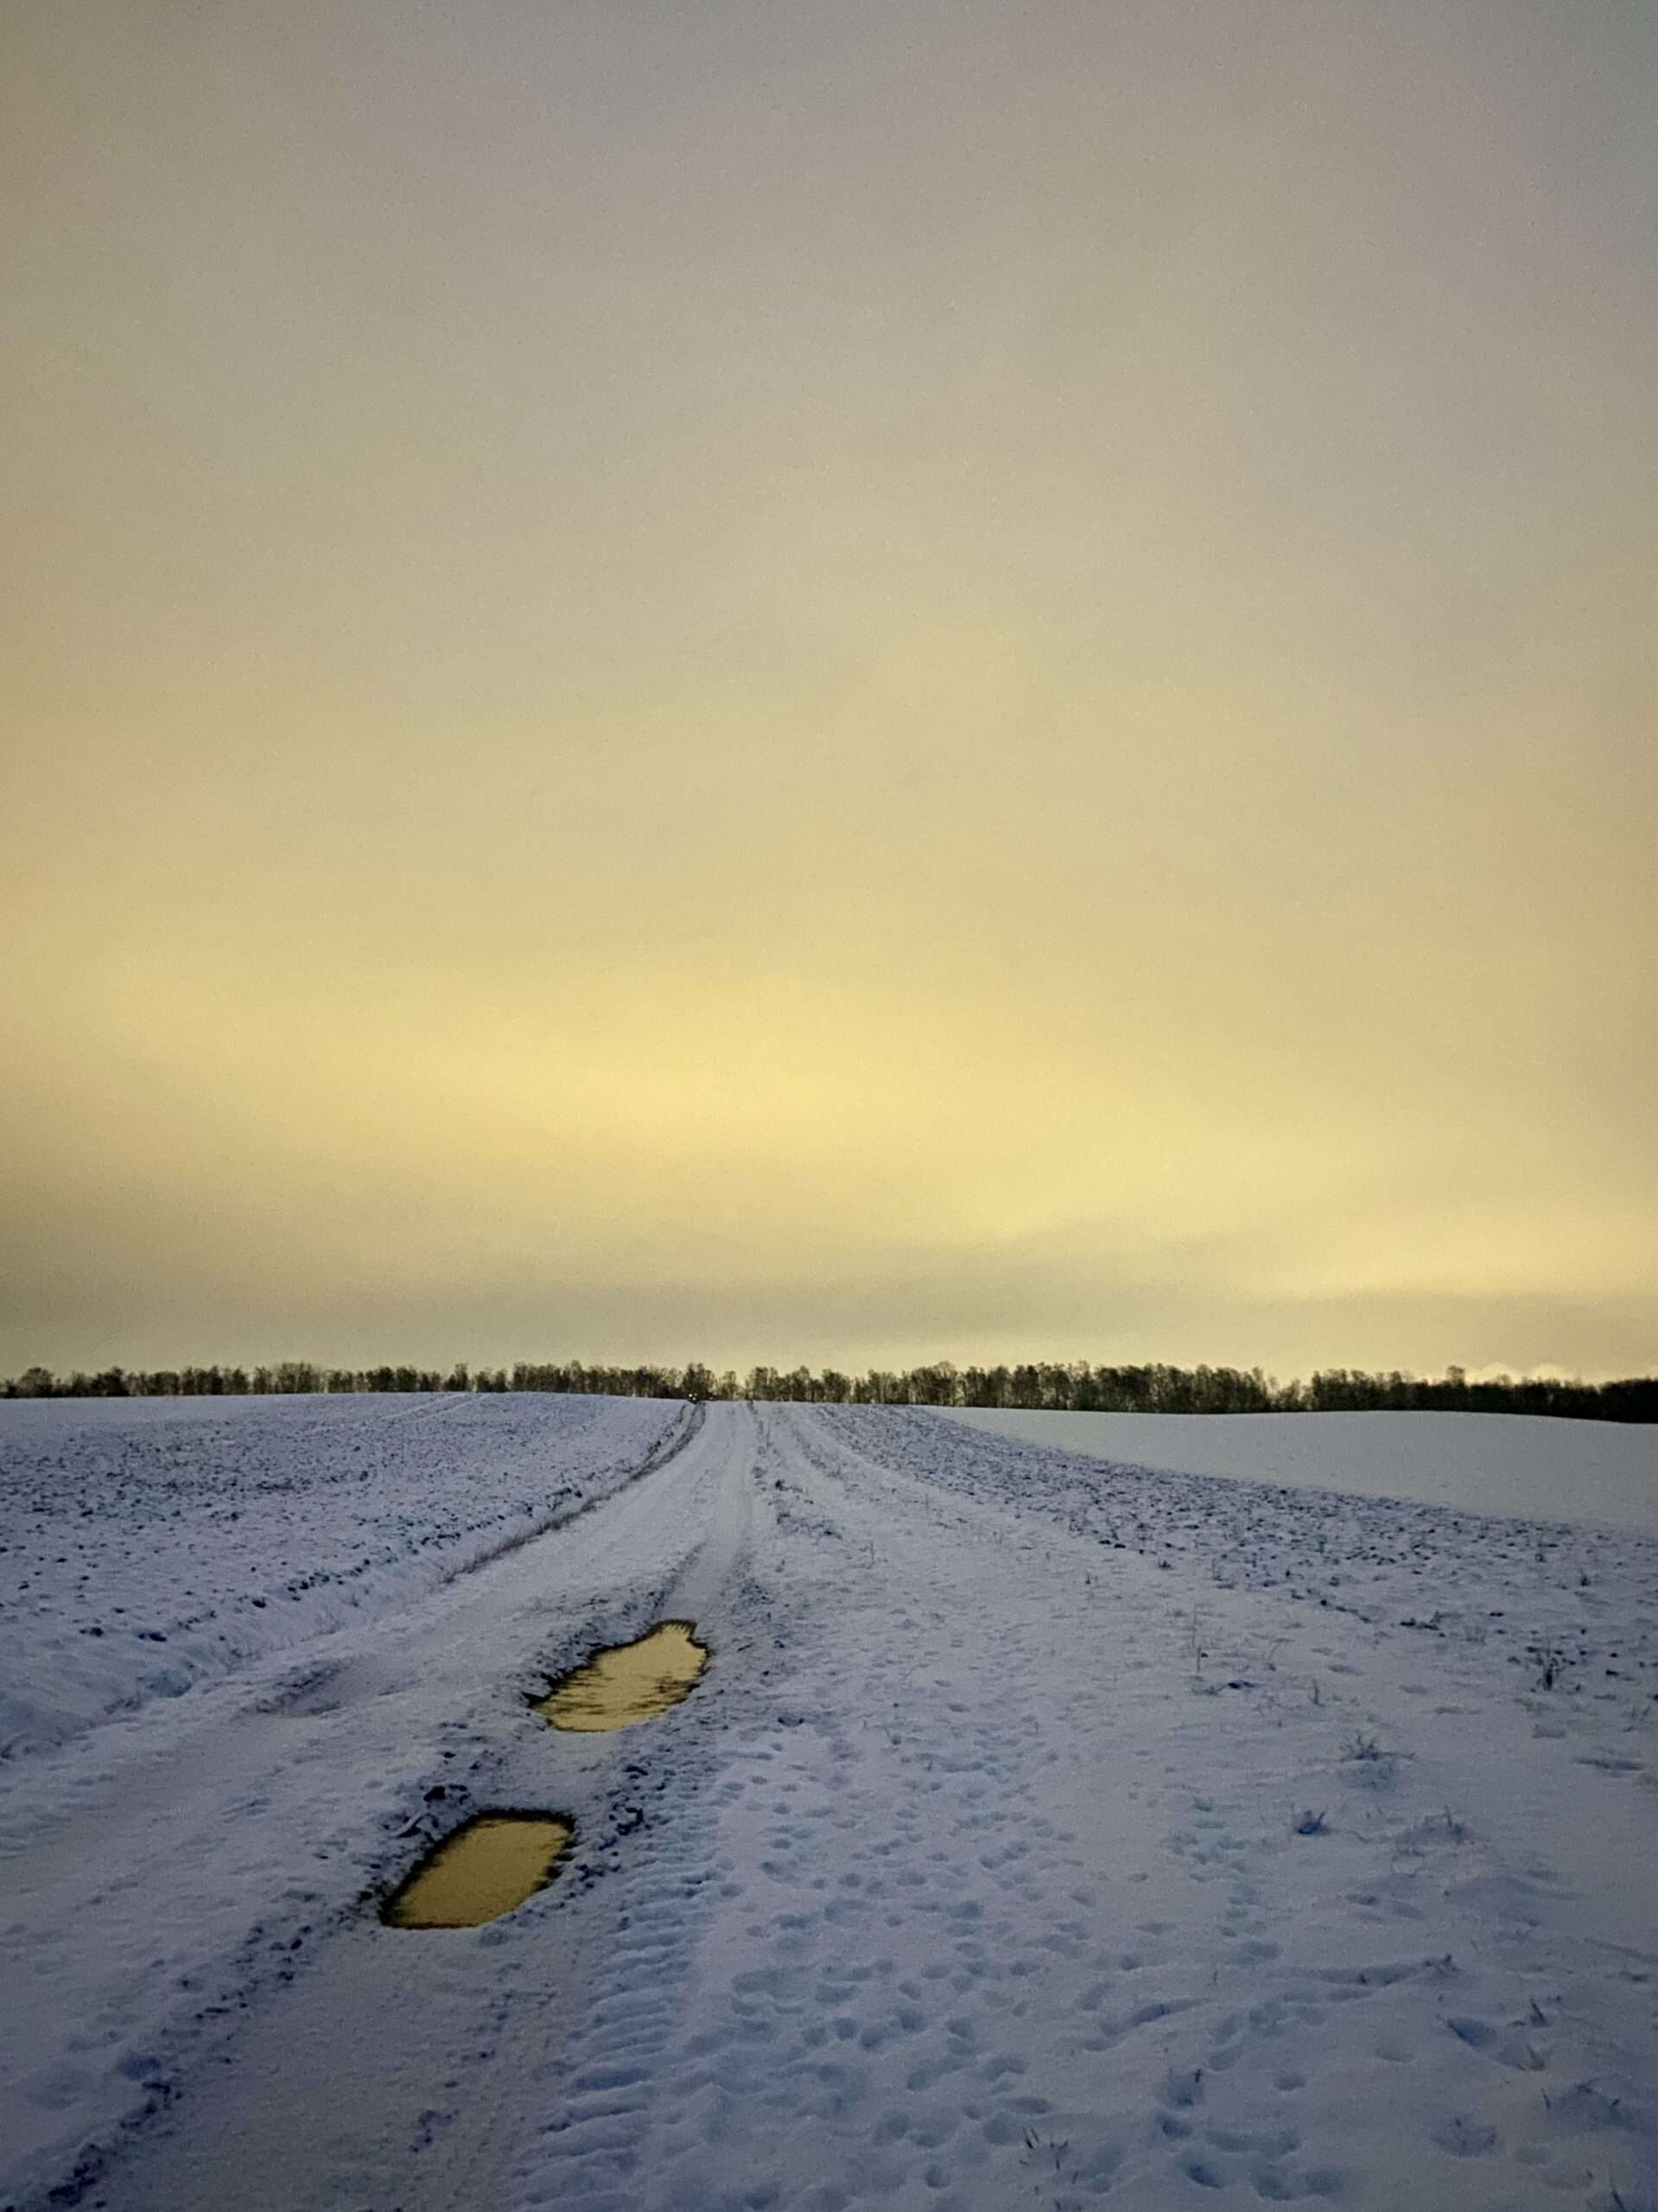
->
[
  {"left": 0, "top": 1392, "right": 687, "bottom": 1759},
  {"left": 3, "top": 1398, "right": 1655, "bottom": 2212},
  {"left": 940, "top": 1409, "right": 1658, "bottom": 1536}
]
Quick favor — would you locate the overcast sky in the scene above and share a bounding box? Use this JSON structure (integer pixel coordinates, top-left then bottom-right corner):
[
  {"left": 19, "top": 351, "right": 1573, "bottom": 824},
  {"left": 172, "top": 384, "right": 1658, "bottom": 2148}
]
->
[{"left": 3, "top": 0, "right": 1654, "bottom": 1379}]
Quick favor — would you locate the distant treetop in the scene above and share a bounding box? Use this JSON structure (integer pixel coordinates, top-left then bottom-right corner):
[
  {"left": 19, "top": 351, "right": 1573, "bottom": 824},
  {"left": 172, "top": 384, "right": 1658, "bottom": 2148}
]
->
[{"left": 3, "top": 1357, "right": 1653, "bottom": 1421}]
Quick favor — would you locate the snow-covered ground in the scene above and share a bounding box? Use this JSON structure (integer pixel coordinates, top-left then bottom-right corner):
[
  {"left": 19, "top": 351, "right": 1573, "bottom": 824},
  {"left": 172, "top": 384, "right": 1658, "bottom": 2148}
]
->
[
  {"left": 940, "top": 1409, "right": 1658, "bottom": 1536},
  {"left": 3, "top": 1399, "right": 1655, "bottom": 2212},
  {"left": 0, "top": 1391, "right": 686, "bottom": 1758}
]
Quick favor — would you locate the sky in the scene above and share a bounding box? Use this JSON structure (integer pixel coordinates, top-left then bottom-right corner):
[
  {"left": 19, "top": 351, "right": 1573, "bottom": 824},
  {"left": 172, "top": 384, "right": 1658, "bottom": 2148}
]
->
[{"left": 3, "top": 0, "right": 1655, "bottom": 1382}]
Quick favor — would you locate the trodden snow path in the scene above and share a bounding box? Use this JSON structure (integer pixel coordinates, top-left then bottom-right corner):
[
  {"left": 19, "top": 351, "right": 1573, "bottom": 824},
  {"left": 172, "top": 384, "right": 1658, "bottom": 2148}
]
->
[
  {"left": 3, "top": 1401, "right": 1656, "bottom": 2212},
  {"left": 0, "top": 1394, "right": 708, "bottom": 2207}
]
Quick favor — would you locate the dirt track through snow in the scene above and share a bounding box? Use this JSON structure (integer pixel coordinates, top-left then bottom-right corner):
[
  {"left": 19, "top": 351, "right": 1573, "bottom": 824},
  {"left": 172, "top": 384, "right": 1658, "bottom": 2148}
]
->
[{"left": 3, "top": 1399, "right": 1656, "bottom": 2212}]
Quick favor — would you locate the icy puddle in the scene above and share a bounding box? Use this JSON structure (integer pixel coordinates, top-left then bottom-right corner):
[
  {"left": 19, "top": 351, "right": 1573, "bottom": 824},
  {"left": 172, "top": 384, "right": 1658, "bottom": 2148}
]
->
[
  {"left": 382, "top": 1814, "right": 574, "bottom": 1929},
  {"left": 537, "top": 1620, "right": 708, "bottom": 1732}
]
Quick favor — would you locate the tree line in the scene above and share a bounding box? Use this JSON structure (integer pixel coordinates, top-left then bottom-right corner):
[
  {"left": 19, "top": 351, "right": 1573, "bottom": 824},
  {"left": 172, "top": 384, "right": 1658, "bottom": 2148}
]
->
[{"left": 3, "top": 1357, "right": 1655, "bottom": 1421}]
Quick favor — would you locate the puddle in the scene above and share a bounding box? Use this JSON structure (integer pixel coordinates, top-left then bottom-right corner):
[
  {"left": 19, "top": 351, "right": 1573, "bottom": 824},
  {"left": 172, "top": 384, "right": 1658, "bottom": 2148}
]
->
[
  {"left": 381, "top": 1813, "right": 574, "bottom": 1929},
  {"left": 536, "top": 1620, "right": 708, "bottom": 1732}
]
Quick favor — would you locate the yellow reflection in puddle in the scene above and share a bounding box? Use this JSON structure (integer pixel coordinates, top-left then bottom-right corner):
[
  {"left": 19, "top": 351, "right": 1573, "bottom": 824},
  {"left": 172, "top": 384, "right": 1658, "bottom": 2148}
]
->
[
  {"left": 382, "top": 1813, "right": 574, "bottom": 1929},
  {"left": 537, "top": 1621, "right": 708, "bottom": 1732}
]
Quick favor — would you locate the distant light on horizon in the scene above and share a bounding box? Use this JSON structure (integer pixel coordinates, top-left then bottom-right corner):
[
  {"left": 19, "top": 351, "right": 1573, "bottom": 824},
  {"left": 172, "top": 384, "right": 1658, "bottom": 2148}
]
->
[{"left": 2, "top": 0, "right": 1654, "bottom": 1379}]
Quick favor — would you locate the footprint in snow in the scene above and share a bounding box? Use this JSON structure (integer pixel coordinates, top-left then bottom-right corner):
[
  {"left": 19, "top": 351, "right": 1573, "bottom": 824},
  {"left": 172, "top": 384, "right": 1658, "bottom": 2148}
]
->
[
  {"left": 1430, "top": 2114, "right": 1499, "bottom": 2157},
  {"left": 1158, "top": 2066, "right": 1205, "bottom": 2110}
]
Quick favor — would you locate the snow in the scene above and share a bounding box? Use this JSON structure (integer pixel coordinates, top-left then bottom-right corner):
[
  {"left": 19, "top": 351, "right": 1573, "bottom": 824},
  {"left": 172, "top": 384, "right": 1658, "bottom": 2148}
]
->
[
  {"left": 0, "top": 1391, "right": 686, "bottom": 1759},
  {"left": 3, "top": 1399, "right": 1655, "bottom": 2212},
  {"left": 938, "top": 1409, "right": 1658, "bottom": 1536}
]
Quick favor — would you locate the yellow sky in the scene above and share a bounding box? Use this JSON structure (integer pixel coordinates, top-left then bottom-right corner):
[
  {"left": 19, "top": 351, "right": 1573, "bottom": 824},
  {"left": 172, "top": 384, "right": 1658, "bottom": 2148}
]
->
[{"left": 3, "top": 1, "right": 1654, "bottom": 1377}]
